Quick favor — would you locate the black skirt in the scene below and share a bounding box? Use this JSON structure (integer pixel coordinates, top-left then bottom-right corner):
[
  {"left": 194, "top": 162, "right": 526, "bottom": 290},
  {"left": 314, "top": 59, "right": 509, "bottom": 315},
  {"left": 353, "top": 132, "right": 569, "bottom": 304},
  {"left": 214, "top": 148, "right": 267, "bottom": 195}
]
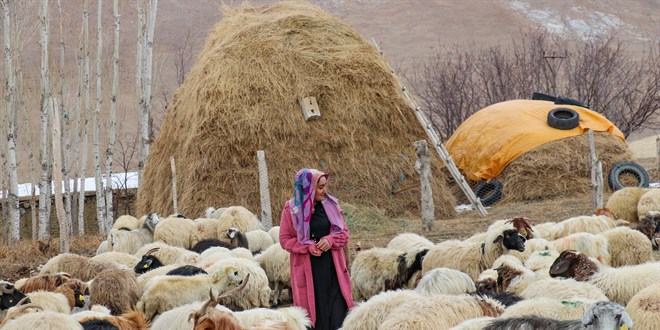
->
[{"left": 309, "top": 205, "right": 348, "bottom": 330}]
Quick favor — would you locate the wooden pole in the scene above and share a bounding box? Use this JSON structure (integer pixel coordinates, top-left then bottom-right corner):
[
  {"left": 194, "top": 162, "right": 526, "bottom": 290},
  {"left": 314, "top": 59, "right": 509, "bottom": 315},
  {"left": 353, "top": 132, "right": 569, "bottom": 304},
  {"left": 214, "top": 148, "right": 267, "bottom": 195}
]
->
[
  {"left": 170, "top": 156, "right": 178, "bottom": 214},
  {"left": 414, "top": 140, "right": 434, "bottom": 231},
  {"left": 370, "top": 38, "right": 487, "bottom": 216},
  {"left": 596, "top": 160, "right": 604, "bottom": 208},
  {"left": 587, "top": 130, "right": 602, "bottom": 210},
  {"left": 656, "top": 136, "right": 659, "bottom": 174},
  {"left": 257, "top": 150, "right": 272, "bottom": 230}
]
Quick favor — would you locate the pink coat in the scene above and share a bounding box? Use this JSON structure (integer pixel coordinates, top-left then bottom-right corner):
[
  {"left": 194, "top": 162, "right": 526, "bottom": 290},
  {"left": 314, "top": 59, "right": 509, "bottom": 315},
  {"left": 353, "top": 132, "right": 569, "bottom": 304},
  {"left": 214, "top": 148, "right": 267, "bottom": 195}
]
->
[{"left": 279, "top": 202, "right": 355, "bottom": 326}]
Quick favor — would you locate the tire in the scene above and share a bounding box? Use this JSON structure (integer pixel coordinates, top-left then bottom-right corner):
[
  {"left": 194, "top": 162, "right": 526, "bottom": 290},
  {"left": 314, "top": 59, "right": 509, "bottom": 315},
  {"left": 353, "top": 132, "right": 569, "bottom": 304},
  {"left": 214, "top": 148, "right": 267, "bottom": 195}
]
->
[
  {"left": 607, "top": 161, "right": 650, "bottom": 191},
  {"left": 547, "top": 108, "right": 580, "bottom": 130},
  {"left": 475, "top": 180, "right": 502, "bottom": 207}
]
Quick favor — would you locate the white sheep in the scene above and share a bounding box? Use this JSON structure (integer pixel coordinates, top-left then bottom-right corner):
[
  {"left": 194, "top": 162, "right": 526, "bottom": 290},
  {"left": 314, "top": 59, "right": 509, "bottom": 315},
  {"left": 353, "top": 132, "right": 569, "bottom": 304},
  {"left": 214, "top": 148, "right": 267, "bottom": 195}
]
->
[
  {"left": 39, "top": 253, "right": 124, "bottom": 282},
  {"left": 341, "top": 290, "right": 422, "bottom": 330},
  {"left": 112, "top": 215, "right": 139, "bottom": 230},
  {"left": 136, "top": 264, "right": 243, "bottom": 320},
  {"left": 549, "top": 250, "right": 660, "bottom": 305},
  {"left": 267, "top": 226, "right": 280, "bottom": 243},
  {"left": 153, "top": 216, "right": 196, "bottom": 249},
  {"left": 351, "top": 247, "right": 428, "bottom": 301},
  {"left": 205, "top": 206, "right": 227, "bottom": 219},
  {"left": 23, "top": 291, "right": 71, "bottom": 314},
  {"left": 386, "top": 232, "right": 434, "bottom": 252},
  {"left": 226, "top": 228, "right": 274, "bottom": 253},
  {"left": 422, "top": 228, "right": 526, "bottom": 281},
  {"left": 134, "top": 242, "right": 200, "bottom": 266},
  {"left": 524, "top": 249, "right": 560, "bottom": 280},
  {"left": 206, "top": 257, "right": 271, "bottom": 310},
  {"left": 0, "top": 310, "right": 83, "bottom": 330},
  {"left": 216, "top": 206, "right": 263, "bottom": 244},
  {"left": 414, "top": 268, "right": 475, "bottom": 296},
  {"left": 150, "top": 300, "right": 233, "bottom": 330},
  {"left": 532, "top": 222, "right": 556, "bottom": 240},
  {"left": 109, "top": 214, "right": 160, "bottom": 254},
  {"left": 551, "top": 232, "right": 610, "bottom": 265},
  {"left": 190, "top": 218, "right": 221, "bottom": 248},
  {"left": 597, "top": 226, "right": 654, "bottom": 267},
  {"left": 90, "top": 251, "right": 141, "bottom": 269},
  {"left": 448, "top": 317, "right": 496, "bottom": 330},
  {"left": 637, "top": 188, "right": 660, "bottom": 218},
  {"left": 498, "top": 297, "right": 598, "bottom": 320},
  {"left": 519, "top": 278, "right": 608, "bottom": 301},
  {"left": 234, "top": 306, "right": 311, "bottom": 330},
  {"left": 547, "top": 212, "right": 618, "bottom": 240},
  {"left": 379, "top": 294, "right": 505, "bottom": 329},
  {"left": 95, "top": 240, "right": 108, "bottom": 255},
  {"left": 606, "top": 187, "right": 650, "bottom": 222},
  {"left": 136, "top": 264, "right": 180, "bottom": 291},
  {"left": 626, "top": 282, "right": 660, "bottom": 330},
  {"left": 507, "top": 238, "right": 556, "bottom": 263},
  {"left": 197, "top": 247, "right": 254, "bottom": 270},
  {"left": 253, "top": 243, "right": 290, "bottom": 305}
]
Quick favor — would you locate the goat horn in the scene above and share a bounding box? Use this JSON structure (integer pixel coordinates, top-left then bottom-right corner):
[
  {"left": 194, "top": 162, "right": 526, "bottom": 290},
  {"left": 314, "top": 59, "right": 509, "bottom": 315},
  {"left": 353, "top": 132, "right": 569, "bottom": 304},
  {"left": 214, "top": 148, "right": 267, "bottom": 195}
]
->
[
  {"left": 0, "top": 283, "right": 15, "bottom": 294},
  {"left": 145, "top": 248, "right": 160, "bottom": 256},
  {"left": 16, "top": 297, "right": 30, "bottom": 306},
  {"left": 216, "top": 273, "right": 250, "bottom": 301}
]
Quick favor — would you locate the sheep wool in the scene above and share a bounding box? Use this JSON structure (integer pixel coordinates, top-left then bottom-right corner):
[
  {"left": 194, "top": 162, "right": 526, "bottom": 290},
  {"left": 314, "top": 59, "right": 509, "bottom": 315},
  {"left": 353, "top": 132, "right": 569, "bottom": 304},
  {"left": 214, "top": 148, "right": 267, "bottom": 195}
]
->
[
  {"left": 507, "top": 238, "right": 555, "bottom": 263},
  {"left": 190, "top": 218, "right": 221, "bottom": 248},
  {"left": 135, "top": 242, "right": 200, "bottom": 265},
  {"left": 206, "top": 257, "right": 271, "bottom": 310},
  {"left": 234, "top": 306, "right": 311, "bottom": 330},
  {"left": 520, "top": 278, "right": 608, "bottom": 301},
  {"left": 95, "top": 240, "right": 109, "bottom": 255},
  {"left": 245, "top": 230, "right": 275, "bottom": 253},
  {"left": 341, "top": 290, "right": 422, "bottom": 330},
  {"left": 109, "top": 227, "right": 154, "bottom": 254},
  {"left": 253, "top": 243, "right": 290, "bottom": 305},
  {"left": 267, "top": 226, "right": 280, "bottom": 243},
  {"left": 552, "top": 232, "right": 610, "bottom": 265},
  {"left": 606, "top": 187, "right": 650, "bottom": 222},
  {"left": 626, "top": 282, "right": 660, "bottom": 330},
  {"left": 1, "top": 311, "right": 83, "bottom": 330},
  {"left": 637, "top": 188, "right": 660, "bottom": 219},
  {"left": 448, "top": 317, "right": 496, "bottom": 330},
  {"left": 91, "top": 251, "right": 141, "bottom": 269},
  {"left": 153, "top": 216, "right": 196, "bottom": 249},
  {"left": 136, "top": 264, "right": 180, "bottom": 291},
  {"left": 414, "top": 268, "right": 475, "bottom": 296},
  {"left": 216, "top": 206, "right": 264, "bottom": 244},
  {"left": 150, "top": 300, "right": 233, "bottom": 330},
  {"left": 23, "top": 291, "right": 72, "bottom": 314},
  {"left": 587, "top": 261, "right": 660, "bottom": 306},
  {"left": 386, "top": 233, "right": 434, "bottom": 252},
  {"left": 548, "top": 214, "right": 617, "bottom": 240},
  {"left": 39, "top": 253, "right": 122, "bottom": 282},
  {"left": 90, "top": 268, "right": 140, "bottom": 316},
  {"left": 112, "top": 215, "right": 140, "bottom": 230},
  {"left": 598, "top": 226, "right": 654, "bottom": 267},
  {"left": 499, "top": 297, "right": 597, "bottom": 320}
]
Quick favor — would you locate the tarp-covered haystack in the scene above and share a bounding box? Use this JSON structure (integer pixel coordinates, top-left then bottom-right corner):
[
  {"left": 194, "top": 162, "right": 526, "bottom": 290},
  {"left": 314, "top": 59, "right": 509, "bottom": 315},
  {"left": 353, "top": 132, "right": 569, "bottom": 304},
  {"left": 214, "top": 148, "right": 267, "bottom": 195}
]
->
[
  {"left": 446, "top": 100, "right": 632, "bottom": 203},
  {"left": 137, "top": 1, "right": 456, "bottom": 219}
]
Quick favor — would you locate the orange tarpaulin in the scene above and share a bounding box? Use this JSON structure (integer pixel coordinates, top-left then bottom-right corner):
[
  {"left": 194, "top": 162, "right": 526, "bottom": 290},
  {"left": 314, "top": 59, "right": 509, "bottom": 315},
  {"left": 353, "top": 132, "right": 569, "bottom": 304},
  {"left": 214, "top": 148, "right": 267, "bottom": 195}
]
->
[{"left": 445, "top": 100, "right": 625, "bottom": 181}]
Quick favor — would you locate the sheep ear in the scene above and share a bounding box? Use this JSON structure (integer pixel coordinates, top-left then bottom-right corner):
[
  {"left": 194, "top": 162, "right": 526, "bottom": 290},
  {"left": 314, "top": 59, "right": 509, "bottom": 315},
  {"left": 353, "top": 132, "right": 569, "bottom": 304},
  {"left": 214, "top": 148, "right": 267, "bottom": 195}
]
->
[
  {"left": 581, "top": 306, "right": 595, "bottom": 326},
  {"left": 493, "top": 235, "right": 503, "bottom": 244}
]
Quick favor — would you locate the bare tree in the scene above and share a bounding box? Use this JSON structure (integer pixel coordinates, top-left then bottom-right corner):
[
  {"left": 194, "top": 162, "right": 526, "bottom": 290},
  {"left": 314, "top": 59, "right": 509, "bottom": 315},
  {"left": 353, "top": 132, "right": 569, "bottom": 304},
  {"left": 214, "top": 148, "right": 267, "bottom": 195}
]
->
[
  {"left": 56, "top": 0, "right": 73, "bottom": 236},
  {"left": 50, "top": 97, "right": 69, "bottom": 252},
  {"left": 93, "top": 0, "right": 107, "bottom": 234},
  {"left": 70, "top": 15, "right": 84, "bottom": 235},
  {"left": 2, "top": 0, "right": 21, "bottom": 244},
  {"left": 137, "top": 0, "right": 158, "bottom": 181},
  {"left": 135, "top": 0, "right": 145, "bottom": 181},
  {"left": 115, "top": 132, "right": 137, "bottom": 215},
  {"left": 78, "top": 0, "right": 91, "bottom": 236},
  {"left": 38, "top": 0, "right": 51, "bottom": 240},
  {"left": 103, "top": 0, "right": 119, "bottom": 232}
]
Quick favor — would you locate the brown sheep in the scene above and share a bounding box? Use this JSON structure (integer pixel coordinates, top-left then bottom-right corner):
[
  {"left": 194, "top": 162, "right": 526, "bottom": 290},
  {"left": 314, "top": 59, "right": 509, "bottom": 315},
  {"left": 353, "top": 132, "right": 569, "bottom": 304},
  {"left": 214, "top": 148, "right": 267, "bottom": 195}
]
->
[{"left": 90, "top": 268, "right": 140, "bottom": 315}]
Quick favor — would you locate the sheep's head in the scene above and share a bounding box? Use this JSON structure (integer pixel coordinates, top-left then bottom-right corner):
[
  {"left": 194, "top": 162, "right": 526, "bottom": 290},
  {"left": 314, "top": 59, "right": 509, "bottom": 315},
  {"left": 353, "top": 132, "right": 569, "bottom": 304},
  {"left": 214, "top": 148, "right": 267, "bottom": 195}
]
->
[
  {"left": 493, "top": 229, "right": 525, "bottom": 252},
  {"left": 582, "top": 301, "right": 633, "bottom": 330},
  {"left": 144, "top": 213, "right": 161, "bottom": 232},
  {"left": 549, "top": 250, "right": 598, "bottom": 281},
  {"left": 210, "top": 266, "right": 243, "bottom": 288},
  {"left": 134, "top": 248, "right": 163, "bottom": 274},
  {"left": 0, "top": 283, "right": 28, "bottom": 310},
  {"left": 227, "top": 228, "right": 239, "bottom": 239},
  {"left": 505, "top": 217, "right": 535, "bottom": 239}
]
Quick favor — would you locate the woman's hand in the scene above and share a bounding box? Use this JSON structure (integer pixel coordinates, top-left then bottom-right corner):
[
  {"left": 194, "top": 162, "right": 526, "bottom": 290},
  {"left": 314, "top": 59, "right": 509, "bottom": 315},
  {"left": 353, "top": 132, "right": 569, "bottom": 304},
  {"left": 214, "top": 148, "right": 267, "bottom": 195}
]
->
[
  {"left": 311, "top": 248, "right": 323, "bottom": 257},
  {"left": 316, "top": 238, "right": 331, "bottom": 252}
]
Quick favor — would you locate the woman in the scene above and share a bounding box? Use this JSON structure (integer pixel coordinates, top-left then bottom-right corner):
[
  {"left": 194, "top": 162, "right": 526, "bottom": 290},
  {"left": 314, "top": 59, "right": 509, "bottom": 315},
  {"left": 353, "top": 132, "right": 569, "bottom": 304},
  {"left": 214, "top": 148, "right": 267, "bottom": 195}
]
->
[{"left": 280, "top": 168, "right": 355, "bottom": 330}]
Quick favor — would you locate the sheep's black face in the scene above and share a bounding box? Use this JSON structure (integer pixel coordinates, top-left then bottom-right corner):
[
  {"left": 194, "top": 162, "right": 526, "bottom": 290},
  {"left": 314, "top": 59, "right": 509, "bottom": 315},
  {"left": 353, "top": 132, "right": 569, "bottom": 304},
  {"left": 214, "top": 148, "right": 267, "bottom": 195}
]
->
[
  {"left": 495, "top": 229, "right": 526, "bottom": 252},
  {"left": 475, "top": 278, "right": 497, "bottom": 296},
  {"left": 0, "top": 285, "right": 27, "bottom": 310},
  {"left": 74, "top": 289, "right": 86, "bottom": 308},
  {"left": 135, "top": 255, "right": 164, "bottom": 274},
  {"left": 549, "top": 250, "right": 579, "bottom": 278}
]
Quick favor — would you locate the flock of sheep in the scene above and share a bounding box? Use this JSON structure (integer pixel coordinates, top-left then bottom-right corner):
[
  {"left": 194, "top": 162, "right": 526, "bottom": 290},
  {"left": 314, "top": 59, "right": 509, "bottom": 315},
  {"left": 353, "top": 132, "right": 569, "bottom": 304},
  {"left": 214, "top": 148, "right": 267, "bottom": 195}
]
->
[{"left": 0, "top": 187, "right": 657, "bottom": 329}]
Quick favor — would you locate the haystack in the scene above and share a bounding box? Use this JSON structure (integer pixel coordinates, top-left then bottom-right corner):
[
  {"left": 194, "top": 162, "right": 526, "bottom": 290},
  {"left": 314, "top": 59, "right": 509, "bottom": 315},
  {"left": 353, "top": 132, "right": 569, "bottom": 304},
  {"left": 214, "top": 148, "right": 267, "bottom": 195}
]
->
[{"left": 136, "top": 1, "right": 456, "bottom": 220}]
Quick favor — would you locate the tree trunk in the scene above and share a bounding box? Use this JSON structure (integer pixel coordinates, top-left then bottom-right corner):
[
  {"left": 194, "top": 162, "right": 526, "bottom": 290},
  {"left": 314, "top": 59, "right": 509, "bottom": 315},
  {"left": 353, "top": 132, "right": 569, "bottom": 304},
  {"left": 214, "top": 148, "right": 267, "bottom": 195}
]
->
[
  {"left": 56, "top": 0, "right": 72, "bottom": 236},
  {"left": 414, "top": 140, "right": 434, "bottom": 232},
  {"left": 70, "top": 16, "right": 85, "bottom": 236},
  {"left": 78, "top": 0, "right": 91, "bottom": 236},
  {"left": 138, "top": 0, "right": 158, "bottom": 182},
  {"left": 135, "top": 0, "right": 145, "bottom": 181},
  {"left": 38, "top": 0, "right": 51, "bottom": 240},
  {"left": 50, "top": 98, "right": 70, "bottom": 253},
  {"left": 31, "top": 183, "right": 37, "bottom": 239},
  {"left": 104, "top": 0, "right": 119, "bottom": 232},
  {"left": 93, "top": 0, "right": 107, "bottom": 235},
  {"left": 2, "top": 0, "right": 20, "bottom": 243},
  {"left": 256, "top": 150, "right": 272, "bottom": 230}
]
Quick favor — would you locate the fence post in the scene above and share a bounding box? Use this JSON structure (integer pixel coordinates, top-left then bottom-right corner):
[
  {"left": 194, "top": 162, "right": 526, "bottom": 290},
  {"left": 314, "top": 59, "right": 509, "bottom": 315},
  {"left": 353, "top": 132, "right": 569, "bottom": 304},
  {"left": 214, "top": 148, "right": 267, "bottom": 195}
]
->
[
  {"left": 170, "top": 156, "right": 178, "bottom": 214},
  {"left": 587, "top": 130, "right": 602, "bottom": 209},
  {"left": 414, "top": 140, "right": 434, "bottom": 232},
  {"left": 257, "top": 150, "right": 272, "bottom": 230},
  {"left": 656, "top": 136, "right": 659, "bottom": 174}
]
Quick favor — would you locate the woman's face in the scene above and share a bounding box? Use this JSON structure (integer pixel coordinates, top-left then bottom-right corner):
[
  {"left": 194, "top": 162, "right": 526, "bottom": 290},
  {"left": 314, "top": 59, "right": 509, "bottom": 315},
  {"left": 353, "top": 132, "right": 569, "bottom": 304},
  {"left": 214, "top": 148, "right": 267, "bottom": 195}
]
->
[{"left": 314, "top": 176, "right": 328, "bottom": 203}]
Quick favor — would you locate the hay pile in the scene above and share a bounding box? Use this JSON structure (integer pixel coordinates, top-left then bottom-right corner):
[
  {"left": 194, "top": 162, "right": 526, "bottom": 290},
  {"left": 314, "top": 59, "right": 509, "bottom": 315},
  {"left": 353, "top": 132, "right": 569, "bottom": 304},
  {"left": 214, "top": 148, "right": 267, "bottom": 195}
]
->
[
  {"left": 498, "top": 132, "right": 632, "bottom": 203},
  {"left": 136, "top": 1, "right": 455, "bottom": 220}
]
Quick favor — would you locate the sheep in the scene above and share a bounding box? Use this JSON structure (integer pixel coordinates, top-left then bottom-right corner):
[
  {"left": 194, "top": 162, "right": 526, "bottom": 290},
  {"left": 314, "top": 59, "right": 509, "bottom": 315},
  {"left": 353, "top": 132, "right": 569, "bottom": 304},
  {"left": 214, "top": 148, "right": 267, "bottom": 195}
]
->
[
  {"left": 507, "top": 238, "right": 556, "bottom": 264},
  {"left": 498, "top": 297, "right": 598, "bottom": 321},
  {"left": 233, "top": 306, "right": 310, "bottom": 330},
  {"left": 634, "top": 212, "right": 660, "bottom": 249},
  {"left": 449, "top": 317, "right": 496, "bottom": 330},
  {"left": 205, "top": 207, "right": 227, "bottom": 219},
  {"left": 606, "top": 187, "right": 650, "bottom": 222},
  {"left": 136, "top": 265, "right": 244, "bottom": 320},
  {"left": 153, "top": 216, "right": 196, "bottom": 249},
  {"left": 136, "top": 264, "right": 180, "bottom": 291},
  {"left": 422, "top": 228, "right": 526, "bottom": 281},
  {"left": 89, "top": 268, "right": 140, "bottom": 316},
  {"left": 414, "top": 268, "right": 475, "bottom": 296},
  {"left": 109, "top": 214, "right": 159, "bottom": 254},
  {"left": 532, "top": 222, "right": 556, "bottom": 240},
  {"left": 546, "top": 211, "right": 618, "bottom": 240},
  {"left": 225, "top": 228, "right": 249, "bottom": 250},
  {"left": 551, "top": 232, "right": 610, "bottom": 265},
  {"left": 135, "top": 242, "right": 200, "bottom": 266},
  {"left": 150, "top": 300, "right": 233, "bottom": 330},
  {"left": 491, "top": 259, "right": 538, "bottom": 295},
  {"left": 228, "top": 247, "right": 254, "bottom": 261},
  {"left": 350, "top": 247, "right": 429, "bottom": 301},
  {"left": 267, "top": 226, "right": 280, "bottom": 243},
  {"left": 487, "top": 217, "right": 537, "bottom": 239},
  {"left": 626, "top": 282, "right": 660, "bottom": 330},
  {"left": 206, "top": 258, "right": 271, "bottom": 310},
  {"left": 216, "top": 206, "right": 263, "bottom": 244},
  {"left": 378, "top": 294, "right": 505, "bottom": 329},
  {"left": 91, "top": 251, "right": 141, "bottom": 269},
  {"left": 23, "top": 291, "right": 71, "bottom": 313},
  {"left": 549, "top": 249, "right": 660, "bottom": 305},
  {"left": 0, "top": 283, "right": 28, "bottom": 312},
  {"left": 484, "top": 301, "right": 632, "bottom": 330},
  {"left": 597, "top": 226, "right": 654, "bottom": 267},
  {"left": 134, "top": 247, "right": 165, "bottom": 274},
  {"left": 341, "top": 290, "right": 423, "bottom": 330},
  {"left": 637, "top": 188, "right": 659, "bottom": 218},
  {"left": 519, "top": 278, "right": 608, "bottom": 301},
  {"left": 16, "top": 273, "right": 72, "bottom": 293},
  {"left": 95, "top": 240, "right": 108, "bottom": 255},
  {"left": 39, "top": 253, "right": 124, "bottom": 282},
  {"left": 524, "top": 249, "right": 560, "bottom": 280},
  {"left": 166, "top": 265, "right": 208, "bottom": 276},
  {"left": 112, "top": 214, "right": 139, "bottom": 230},
  {"left": 190, "top": 238, "right": 234, "bottom": 254},
  {"left": 190, "top": 218, "right": 221, "bottom": 248},
  {"left": 0, "top": 310, "right": 84, "bottom": 330},
  {"left": 74, "top": 310, "right": 149, "bottom": 330},
  {"left": 475, "top": 269, "right": 499, "bottom": 295},
  {"left": 226, "top": 228, "right": 274, "bottom": 253},
  {"left": 253, "top": 243, "right": 290, "bottom": 306},
  {"left": 386, "top": 232, "right": 434, "bottom": 252}
]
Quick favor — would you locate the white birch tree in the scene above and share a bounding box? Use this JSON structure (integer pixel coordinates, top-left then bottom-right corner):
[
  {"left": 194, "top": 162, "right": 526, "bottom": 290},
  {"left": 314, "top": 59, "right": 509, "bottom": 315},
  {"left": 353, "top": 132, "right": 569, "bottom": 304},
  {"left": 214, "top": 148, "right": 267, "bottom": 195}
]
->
[
  {"left": 103, "top": 0, "right": 119, "bottom": 232},
  {"left": 56, "top": 0, "right": 73, "bottom": 236},
  {"left": 137, "top": 0, "right": 158, "bottom": 182},
  {"left": 50, "top": 98, "right": 69, "bottom": 252},
  {"left": 78, "top": 0, "right": 90, "bottom": 235},
  {"left": 135, "top": 0, "right": 145, "bottom": 181},
  {"left": 38, "top": 0, "right": 51, "bottom": 240},
  {"left": 93, "top": 0, "right": 106, "bottom": 234}
]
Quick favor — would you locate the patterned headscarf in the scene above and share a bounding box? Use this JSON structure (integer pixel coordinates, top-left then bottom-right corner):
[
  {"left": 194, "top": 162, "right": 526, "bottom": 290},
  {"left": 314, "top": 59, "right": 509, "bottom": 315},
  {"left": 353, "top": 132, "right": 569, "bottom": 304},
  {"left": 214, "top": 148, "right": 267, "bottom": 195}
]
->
[{"left": 289, "top": 168, "right": 344, "bottom": 245}]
